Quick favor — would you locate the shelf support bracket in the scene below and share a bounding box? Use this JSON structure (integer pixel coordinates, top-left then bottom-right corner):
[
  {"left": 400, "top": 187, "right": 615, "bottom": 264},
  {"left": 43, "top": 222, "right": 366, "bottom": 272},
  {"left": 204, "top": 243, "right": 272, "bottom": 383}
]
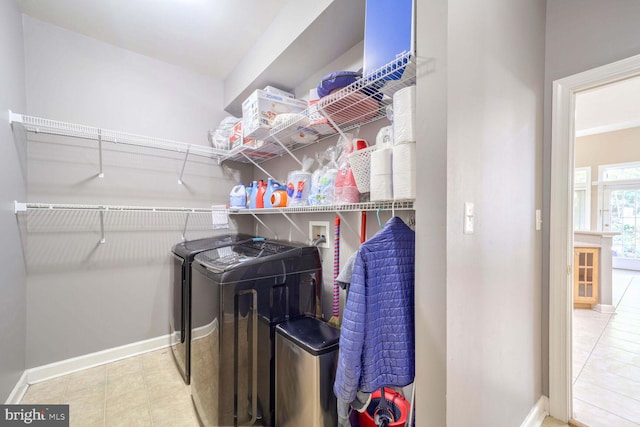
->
[
  {"left": 178, "top": 146, "right": 191, "bottom": 185},
  {"left": 270, "top": 135, "right": 303, "bottom": 167},
  {"left": 14, "top": 200, "right": 27, "bottom": 214},
  {"left": 249, "top": 212, "right": 277, "bottom": 240},
  {"left": 336, "top": 211, "right": 360, "bottom": 241},
  {"left": 182, "top": 211, "right": 191, "bottom": 241},
  {"left": 98, "top": 129, "right": 104, "bottom": 178},
  {"left": 279, "top": 211, "right": 307, "bottom": 242},
  {"left": 319, "top": 106, "right": 351, "bottom": 142},
  {"left": 99, "top": 209, "right": 106, "bottom": 244},
  {"left": 240, "top": 152, "right": 275, "bottom": 180}
]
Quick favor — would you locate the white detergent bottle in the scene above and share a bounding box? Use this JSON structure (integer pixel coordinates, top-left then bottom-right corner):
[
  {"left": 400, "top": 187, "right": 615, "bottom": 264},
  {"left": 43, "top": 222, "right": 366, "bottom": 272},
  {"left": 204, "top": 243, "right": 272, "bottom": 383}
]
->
[{"left": 229, "top": 182, "right": 246, "bottom": 208}]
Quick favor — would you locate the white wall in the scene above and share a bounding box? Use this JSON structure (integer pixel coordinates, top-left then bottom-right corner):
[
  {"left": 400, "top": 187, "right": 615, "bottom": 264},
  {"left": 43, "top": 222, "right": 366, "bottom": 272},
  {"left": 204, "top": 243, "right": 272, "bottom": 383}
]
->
[
  {"left": 0, "top": 0, "right": 27, "bottom": 401},
  {"left": 414, "top": 0, "right": 448, "bottom": 425},
  {"left": 543, "top": 0, "right": 640, "bottom": 395},
  {"left": 445, "top": 0, "right": 545, "bottom": 425},
  {"left": 22, "top": 16, "right": 253, "bottom": 368}
]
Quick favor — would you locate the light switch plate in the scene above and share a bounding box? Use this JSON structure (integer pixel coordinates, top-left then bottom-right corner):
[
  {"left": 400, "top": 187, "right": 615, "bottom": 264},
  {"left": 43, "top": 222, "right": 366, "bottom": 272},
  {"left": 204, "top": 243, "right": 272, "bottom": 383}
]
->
[{"left": 464, "top": 202, "right": 474, "bottom": 234}]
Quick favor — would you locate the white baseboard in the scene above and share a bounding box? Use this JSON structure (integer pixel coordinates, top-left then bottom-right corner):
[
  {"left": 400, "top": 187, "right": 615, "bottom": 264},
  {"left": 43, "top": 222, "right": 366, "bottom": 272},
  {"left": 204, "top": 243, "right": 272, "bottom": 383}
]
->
[
  {"left": 26, "top": 334, "right": 171, "bottom": 385},
  {"left": 5, "top": 371, "right": 29, "bottom": 404},
  {"left": 520, "top": 395, "right": 550, "bottom": 427},
  {"left": 593, "top": 304, "right": 616, "bottom": 314}
]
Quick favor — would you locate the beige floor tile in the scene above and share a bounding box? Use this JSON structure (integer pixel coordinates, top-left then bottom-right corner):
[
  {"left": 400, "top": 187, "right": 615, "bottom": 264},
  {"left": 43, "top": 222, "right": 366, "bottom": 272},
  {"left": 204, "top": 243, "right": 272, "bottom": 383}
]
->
[
  {"left": 65, "top": 365, "right": 107, "bottom": 394},
  {"left": 105, "top": 402, "right": 152, "bottom": 427},
  {"left": 149, "top": 393, "right": 197, "bottom": 427},
  {"left": 593, "top": 341, "right": 640, "bottom": 367},
  {"left": 20, "top": 376, "right": 68, "bottom": 404},
  {"left": 541, "top": 415, "right": 569, "bottom": 426},
  {"left": 105, "top": 388, "right": 149, "bottom": 418},
  {"left": 106, "top": 356, "right": 144, "bottom": 380},
  {"left": 574, "top": 377, "right": 640, "bottom": 424},
  {"left": 573, "top": 397, "right": 640, "bottom": 427},
  {"left": 106, "top": 372, "right": 146, "bottom": 401}
]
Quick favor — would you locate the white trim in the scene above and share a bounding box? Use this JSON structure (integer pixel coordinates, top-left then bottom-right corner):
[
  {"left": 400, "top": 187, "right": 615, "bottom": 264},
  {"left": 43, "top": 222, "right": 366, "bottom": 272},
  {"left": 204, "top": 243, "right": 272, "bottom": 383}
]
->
[
  {"left": 5, "top": 371, "right": 29, "bottom": 404},
  {"left": 592, "top": 304, "right": 617, "bottom": 314},
  {"left": 520, "top": 395, "right": 550, "bottom": 427},
  {"left": 575, "top": 118, "right": 640, "bottom": 137},
  {"left": 550, "top": 53, "right": 640, "bottom": 423},
  {"left": 26, "top": 334, "right": 171, "bottom": 385}
]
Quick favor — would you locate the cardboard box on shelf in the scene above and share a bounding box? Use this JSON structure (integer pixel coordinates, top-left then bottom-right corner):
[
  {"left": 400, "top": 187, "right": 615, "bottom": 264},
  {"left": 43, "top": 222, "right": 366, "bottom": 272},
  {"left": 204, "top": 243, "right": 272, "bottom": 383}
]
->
[{"left": 241, "top": 89, "right": 308, "bottom": 140}]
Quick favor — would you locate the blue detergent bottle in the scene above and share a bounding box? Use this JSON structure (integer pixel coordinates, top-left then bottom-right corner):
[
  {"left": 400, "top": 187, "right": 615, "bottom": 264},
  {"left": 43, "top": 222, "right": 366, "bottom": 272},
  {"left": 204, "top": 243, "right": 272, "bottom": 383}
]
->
[{"left": 249, "top": 180, "right": 258, "bottom": 209}]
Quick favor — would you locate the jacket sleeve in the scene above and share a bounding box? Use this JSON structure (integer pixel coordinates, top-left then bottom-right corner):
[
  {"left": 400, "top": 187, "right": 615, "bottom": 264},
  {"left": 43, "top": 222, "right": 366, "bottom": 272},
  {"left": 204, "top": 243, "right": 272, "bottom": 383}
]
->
[{"left": 333, "top": 250, "right": 367, "bottom": 403}]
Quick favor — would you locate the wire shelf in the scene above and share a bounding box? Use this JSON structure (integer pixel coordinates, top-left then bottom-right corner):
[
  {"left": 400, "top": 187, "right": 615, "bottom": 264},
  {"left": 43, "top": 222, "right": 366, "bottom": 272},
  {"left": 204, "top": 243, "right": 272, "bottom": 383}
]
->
[
  {"left": 216, "top": 51, "right": 416, "bottom": 164},
  {"left": 225, "top": 200, "right": 414, "bottom": 215},
  {"left": 9, "top": 112, "right": 222, "bottom": 160},
  {"left": 14, "top": 202, "right": 217, "bottom": 214}
]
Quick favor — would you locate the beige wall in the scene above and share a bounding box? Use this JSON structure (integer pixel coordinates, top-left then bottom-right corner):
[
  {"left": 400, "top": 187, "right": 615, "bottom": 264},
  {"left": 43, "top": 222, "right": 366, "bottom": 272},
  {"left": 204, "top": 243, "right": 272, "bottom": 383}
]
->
[{"left": 575, "top": 126, "right": 640, "bottom": 230}]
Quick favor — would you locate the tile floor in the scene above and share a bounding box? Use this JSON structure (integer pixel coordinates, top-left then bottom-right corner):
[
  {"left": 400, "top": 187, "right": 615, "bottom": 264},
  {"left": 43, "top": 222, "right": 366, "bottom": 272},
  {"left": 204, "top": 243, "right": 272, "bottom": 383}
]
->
[
  {"left": 20, "top": 348, "right": 198, "bottom": 426},
  {"left": 19, "top": 269, "right": 640, "bottom": 427},
  {"left": 572, "top": 269, "right": 640, "bottom": 427}
]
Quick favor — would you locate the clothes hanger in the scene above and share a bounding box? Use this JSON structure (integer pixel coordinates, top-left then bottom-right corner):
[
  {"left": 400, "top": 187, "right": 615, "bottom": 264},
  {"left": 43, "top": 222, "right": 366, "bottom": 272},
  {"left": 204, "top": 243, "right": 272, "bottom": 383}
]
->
[{"left": 376, "top": 208, "right": 383, "bottom": 229}]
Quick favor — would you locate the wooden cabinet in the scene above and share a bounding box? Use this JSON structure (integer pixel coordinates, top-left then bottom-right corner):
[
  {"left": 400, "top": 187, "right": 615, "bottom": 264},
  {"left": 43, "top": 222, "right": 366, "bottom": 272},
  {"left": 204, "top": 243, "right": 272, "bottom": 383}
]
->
[{"left": 574, "top": 246, "right": 599, "bottom": 308}]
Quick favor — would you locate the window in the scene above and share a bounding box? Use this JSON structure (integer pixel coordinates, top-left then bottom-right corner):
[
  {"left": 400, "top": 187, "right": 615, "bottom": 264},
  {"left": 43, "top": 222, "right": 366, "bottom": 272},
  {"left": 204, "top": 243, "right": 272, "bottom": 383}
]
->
[{"left": 574, "top": 167, "right": 591, "bottom": 231}]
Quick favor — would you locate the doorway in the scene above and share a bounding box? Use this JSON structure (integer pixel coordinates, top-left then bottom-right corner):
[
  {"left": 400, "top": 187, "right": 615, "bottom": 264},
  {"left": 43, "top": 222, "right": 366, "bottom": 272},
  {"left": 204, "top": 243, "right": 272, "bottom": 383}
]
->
[{"left": 549, "top": 54, "right": 640, "bottom": 424}]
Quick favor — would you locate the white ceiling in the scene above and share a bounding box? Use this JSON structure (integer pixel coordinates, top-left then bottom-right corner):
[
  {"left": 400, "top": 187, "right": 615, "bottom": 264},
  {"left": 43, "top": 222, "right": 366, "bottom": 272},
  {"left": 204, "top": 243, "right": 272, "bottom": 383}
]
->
[
  {"left": 17, "top": 0, "right": 289, "bottom": 80},
  {"left": 575, "top": 75, "right": 640, "bottom": 136}
]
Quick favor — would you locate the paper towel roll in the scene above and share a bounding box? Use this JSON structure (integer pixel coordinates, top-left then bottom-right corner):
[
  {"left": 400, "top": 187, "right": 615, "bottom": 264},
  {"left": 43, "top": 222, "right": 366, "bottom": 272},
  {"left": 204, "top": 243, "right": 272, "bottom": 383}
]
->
[
  {"left": 393, "top": 142, "right": 416, "bottom": 199},
  {"left": 393, "top": 85, "right": 416, "bottom": 145},
  {"left": 371, "top": 174, "right": 393, "bottom": 201},
  {"left": 376, "top": 125, "right": 393, "bottom": 147},
  {"left": 371, "top": 146, "right": 393, "bottom": 176}
]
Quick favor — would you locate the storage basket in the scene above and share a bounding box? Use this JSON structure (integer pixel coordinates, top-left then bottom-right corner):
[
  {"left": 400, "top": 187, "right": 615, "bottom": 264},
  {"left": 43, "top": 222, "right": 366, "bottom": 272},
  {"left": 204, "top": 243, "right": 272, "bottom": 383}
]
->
[{"left": 347, "top": 146, "right": 377, "bottom": 193}]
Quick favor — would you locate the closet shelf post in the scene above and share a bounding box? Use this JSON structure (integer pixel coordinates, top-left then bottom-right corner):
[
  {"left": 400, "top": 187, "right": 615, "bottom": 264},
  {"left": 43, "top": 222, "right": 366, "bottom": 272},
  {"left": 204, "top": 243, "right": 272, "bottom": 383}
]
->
[
  {"left": 181, "top": 211, "right": 191, "bottom": 241},
  {"left": 98, "top": 129, "right": 104, "bottom": 178},
  {"left": 178, "top": 146, "right": 191, "bottom": 185},
  {"left": 279, "top": 212, "right": 307, "bottom": 242},
  {"left": 99, "top": 210, "right": 106, "bottom": 244},
  {"left": 240, "top": 152, "right": 275, "bottom": 180},
  {"left": 249, "top": 212, "right": 277, "bottom": 240},
  {"left": 270, "top": 134, "right": 303, "bottom": 167}
]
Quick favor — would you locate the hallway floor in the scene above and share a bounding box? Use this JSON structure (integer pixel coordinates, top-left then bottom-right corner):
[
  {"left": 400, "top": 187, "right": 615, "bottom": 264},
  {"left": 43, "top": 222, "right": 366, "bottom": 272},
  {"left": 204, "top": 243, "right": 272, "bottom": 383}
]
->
[
  {"left": 572, "top": 269, "right": 640, "bottom": 426},
  {"left": 20, "top": 348, "right": 198, "bottom": 426}
]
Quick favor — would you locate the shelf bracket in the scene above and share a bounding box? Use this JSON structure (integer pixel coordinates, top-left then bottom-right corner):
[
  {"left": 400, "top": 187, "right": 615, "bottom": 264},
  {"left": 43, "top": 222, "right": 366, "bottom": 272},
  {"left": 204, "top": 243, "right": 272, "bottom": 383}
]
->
[
  {"left": 319, "top": 105, "right": 351, "bottom": 142},
  {"left": 14, "top": 200, "right": 27, "bottom": 214},
  {"left": 279, "top": 211, "right": 307, "bottom": 242},
  {"left": 249, "top": 212, "right": 277, "bottom": 240},
  {"left": 240, "top": 152, "right": 275, "bottom": 180},
  {"left": 182, "top": 211, "right": 191, "bottom": 242},
  {"left": 270, "top": 135, "right": 303, "bottom": 167},
  {"left": 99, "top": 210, "right": 106, "bottom": 244},
  {"left": 336, "top": 211, "right": 360, "bottom": 241},
  {"left": 98, "top": 129, "right": 104, "bottom": 178},
  {"left": 178, "top": 146, "right": 191, "bottom": 185}
]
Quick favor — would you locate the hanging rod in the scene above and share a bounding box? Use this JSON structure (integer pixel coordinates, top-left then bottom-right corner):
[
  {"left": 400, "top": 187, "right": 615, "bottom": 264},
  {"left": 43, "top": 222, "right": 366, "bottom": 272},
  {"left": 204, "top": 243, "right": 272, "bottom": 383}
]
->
[{"left": 13, "top": 201, "right": 218, "bottom": 215}]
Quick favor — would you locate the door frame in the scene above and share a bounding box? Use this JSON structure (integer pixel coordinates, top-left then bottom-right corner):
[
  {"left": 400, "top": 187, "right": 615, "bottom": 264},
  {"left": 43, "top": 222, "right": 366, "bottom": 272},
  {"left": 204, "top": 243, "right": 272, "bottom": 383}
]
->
[
  {"left": 549, "top": 55, "right": 640, "bottom": 422},
  {"left": 549, "top": 53, "right": 640, "bottom": 422}
]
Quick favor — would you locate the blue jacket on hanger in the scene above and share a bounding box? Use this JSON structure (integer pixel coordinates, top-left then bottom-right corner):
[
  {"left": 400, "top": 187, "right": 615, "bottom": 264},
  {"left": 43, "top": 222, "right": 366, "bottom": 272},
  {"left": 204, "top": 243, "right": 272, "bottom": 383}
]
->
[{"left": 333, "top": 216, "right": 415, "bottom": 403}]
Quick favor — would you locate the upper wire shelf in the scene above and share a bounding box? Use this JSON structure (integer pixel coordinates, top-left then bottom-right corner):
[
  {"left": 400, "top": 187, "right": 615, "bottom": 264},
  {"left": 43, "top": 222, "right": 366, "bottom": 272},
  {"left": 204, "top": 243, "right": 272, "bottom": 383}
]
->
[
  {"left": 218, "top": 51, "right": 417, "bottom": 164},
  {"left": 9, "top": 112, "right": 221, "bottom": 159}
]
